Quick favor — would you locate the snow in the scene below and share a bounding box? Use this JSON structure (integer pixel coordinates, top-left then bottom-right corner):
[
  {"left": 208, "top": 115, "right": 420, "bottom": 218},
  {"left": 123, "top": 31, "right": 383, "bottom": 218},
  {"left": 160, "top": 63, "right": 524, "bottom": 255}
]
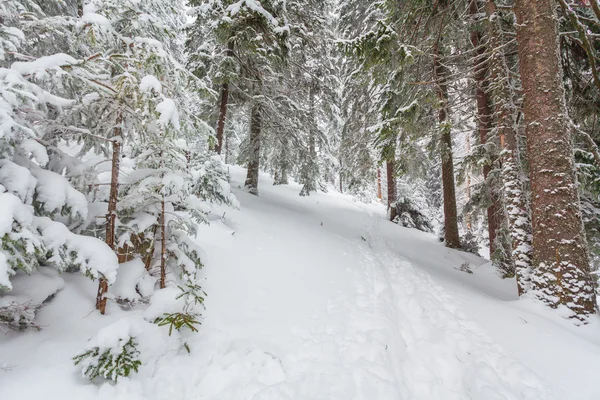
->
[
  {"left": 1, "top": 167, "right": 600, "bottom": 399},
  {"left": 111, "top": 259, "right": 148, "bottom": 302},
  {"left": 30, "top": 168, "right": 89, "bottom": 219},
  {"left": 0, "top": 160, "right": 36, "bottom": 203},
  {"left": 11, "top": 53, "right": 78, "bottom": 76},
  {"left": 143, "top": 287, "right": 187, "bottom": 322},
  {"left": 156, "top": 98, "right": 180, "bottom": 130},
  {"left": 81, "top": 11, "right": 112, "bottom": 31},
  {"left": 6, "top": 268, "right": 65, "bottom": 305},
  {"left": 36, "top": 217, "right": 119, "bottom": 285},
  {"left": 21, "top": 139, "right": 49, "bottom": 166},
  {"left": 139, "top": 75, "right": 162, "bottom": 94}
]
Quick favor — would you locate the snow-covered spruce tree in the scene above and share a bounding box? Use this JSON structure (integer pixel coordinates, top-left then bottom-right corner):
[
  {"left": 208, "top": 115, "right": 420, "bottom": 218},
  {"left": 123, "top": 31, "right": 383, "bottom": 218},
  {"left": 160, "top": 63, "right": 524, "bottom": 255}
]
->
[
  {"left": 514, "top": 0, "right": 597, "bottom": 318},
  {"left": 0, "top": 0, "right": 118, "bottom": 327},
  {"left": 71, "top": 0, "right": 225, "bottom": 313},
  {"left": 335, "top": 0, "right": 382, "bottom": 200},
  {"left": 189, "top": 0, "right": 291, "bottom": 196},
  {"left": 283, "top": 0, "right": 337, "bottom": 196}
]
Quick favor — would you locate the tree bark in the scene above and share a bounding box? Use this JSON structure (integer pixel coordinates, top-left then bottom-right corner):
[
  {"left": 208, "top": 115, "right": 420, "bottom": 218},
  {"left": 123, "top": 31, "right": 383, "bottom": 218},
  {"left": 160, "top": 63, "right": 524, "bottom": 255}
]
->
[
  {"left": 486, "top": 0, "right": 531, "bottom": 287},
  {"left": 96, "top": 117, "right": 122, "bottom": 315},
  {"left": 160, "top": 198, "right": 166, "bottom": 289},
  {"left": 377, "top": 168, "right": 382, "bottom": 202},
  {"left": 515, "top": 0, "right": 597, "bottom": 317},
  {"left": 434, "top": 41, "right": 461, "bottom": 249},
  {"left": 387, "top": 160, "right": 397, "bottom": 221},
  {"left": 215, "top": 41, "right": 235, "bottom": 155},
  {"left": 244, "top": 104, "right": 261, "bottom": 195},
  {"left": 469, "top": 0, "right": 502, "bottom": 251}
]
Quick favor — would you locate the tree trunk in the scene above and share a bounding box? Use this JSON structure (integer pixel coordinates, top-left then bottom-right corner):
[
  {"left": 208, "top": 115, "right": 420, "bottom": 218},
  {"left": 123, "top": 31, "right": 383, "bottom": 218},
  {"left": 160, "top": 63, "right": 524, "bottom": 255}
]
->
[
  {"left": 485, "top": 0, "right": 530, "bottom": 284},
  {"left": 96, "top": 118, "right": 121, "bottom": 315},
  {"left": 160, "top": 198, "right": 166, "bottom": 289},
  {"left": 469, "top": 0, "right": 502, "bottom": 249},
  {"left": 377, "top": 168, "right": 382, "bottom": 202},
  {"left": 300, "top": 86, "right": 318, "bottom": 196},
  {"left": 387, "top": 160, "right": 397, "bottom": 221},
  {"left": 215, "top": 41, "right": 234, "bottom": 155},
  {"left": 434, "top": 41, "right": 461, "bottom": 249},
  {"left": 244, "top": 104, "right": 261, "bottom": 195},
  {"left": 514, "top": 0, "right": 597, "bottom": 317}
]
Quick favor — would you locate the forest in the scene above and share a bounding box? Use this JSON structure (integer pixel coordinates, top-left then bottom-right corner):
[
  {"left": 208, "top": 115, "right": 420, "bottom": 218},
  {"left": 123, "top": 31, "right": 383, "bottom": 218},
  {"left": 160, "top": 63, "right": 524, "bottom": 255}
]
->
[{"left": 1, "top": 0, "right": 600, "bottom": 399}]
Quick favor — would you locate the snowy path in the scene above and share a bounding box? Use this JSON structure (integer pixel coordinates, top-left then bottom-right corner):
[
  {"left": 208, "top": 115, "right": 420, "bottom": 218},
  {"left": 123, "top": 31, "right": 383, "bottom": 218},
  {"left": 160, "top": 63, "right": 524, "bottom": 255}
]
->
[
  {"left": 144, "top": 167, "right": 555, "bottom": 400},
  {"left": 4, "top": 166, "right": 599, "bottom": 399}
]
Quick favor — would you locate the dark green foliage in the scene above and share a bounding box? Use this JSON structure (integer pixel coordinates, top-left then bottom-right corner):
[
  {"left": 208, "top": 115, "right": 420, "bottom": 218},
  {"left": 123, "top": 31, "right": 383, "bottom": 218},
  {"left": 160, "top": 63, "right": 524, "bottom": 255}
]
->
[
  {"left": 73, "top": 337, "right": 141, "bottom": 382},
  {"left": 154, "top": 312, "right": 201, "bottom": 336}
]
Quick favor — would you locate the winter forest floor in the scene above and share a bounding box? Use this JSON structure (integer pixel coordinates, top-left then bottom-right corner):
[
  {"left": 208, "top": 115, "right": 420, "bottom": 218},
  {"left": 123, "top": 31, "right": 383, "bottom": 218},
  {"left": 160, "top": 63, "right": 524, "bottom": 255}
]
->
[{"left": 2, "top": 166, "right": 600, "bottom": 400}]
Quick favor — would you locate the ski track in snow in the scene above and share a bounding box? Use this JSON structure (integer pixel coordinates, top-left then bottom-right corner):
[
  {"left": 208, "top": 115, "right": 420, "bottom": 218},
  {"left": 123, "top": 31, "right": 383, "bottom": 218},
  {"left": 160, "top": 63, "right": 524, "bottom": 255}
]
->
[
  {"left": 0, "top": 167, "right": 567, "bottom": 399},
  {"left": 141, "top": 168, "right": 555, "bottom": 400}
]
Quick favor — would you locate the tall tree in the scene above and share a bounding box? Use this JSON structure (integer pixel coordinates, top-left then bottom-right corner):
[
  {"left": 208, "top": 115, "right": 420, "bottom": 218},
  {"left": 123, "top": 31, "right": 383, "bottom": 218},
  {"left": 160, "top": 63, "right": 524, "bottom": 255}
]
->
[{"left": 514, "top": 0, "right": 597, "bottom": 317}]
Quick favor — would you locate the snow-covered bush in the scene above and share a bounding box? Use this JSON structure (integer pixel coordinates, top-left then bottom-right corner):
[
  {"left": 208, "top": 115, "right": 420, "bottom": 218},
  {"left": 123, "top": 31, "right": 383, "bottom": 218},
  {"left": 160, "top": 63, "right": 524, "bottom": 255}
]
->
[
  {"left": 73, "top": 320, "right": 142, "bottom": 382},
  {"left": 0, "top": 299, "right": 38, "bottom": 332},
  {"left": 391, "top": 197, "right": 433, "bottom": 233}
]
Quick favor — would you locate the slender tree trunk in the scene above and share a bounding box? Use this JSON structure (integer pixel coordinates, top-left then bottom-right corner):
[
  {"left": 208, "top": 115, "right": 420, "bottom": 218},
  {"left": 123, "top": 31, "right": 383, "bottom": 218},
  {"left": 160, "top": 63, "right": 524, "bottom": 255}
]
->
[
  {"left": 377, "top": 168, "right": 382, "bottom": 202},
  {"left": 160, "top": 198, "right": 166, "bottom": 289},
  {"left": 301, "top": 86, "right": 318, "bottom": 196},
  {"left": 515, "top": 0, "right": 597, "bottom": 317},
  {"left": 469, "top": 1, "right": 502, "bottom": 249},
  {"left": 215, "top": 82, "right": 229, "bottom": 154},
  {"left": 144, "top": 225, "right": 158, "bottom": 271},
  {"left": 244, "top": 104, "right": 261, "bottom": 195},
  {"left": 387, "top": 160, "right": 397, "bottom": 221},
  {"left": 96, "top": 117, "right": 122, "bottom": 315},
  {"left": 434, "top": 41, "right": 461, "bottom": 249},
  {"left": 215, "top": 41, "right": 234, "bottom": 155},
  {"left": 485, "top": 0, "right": 531, "bottom": 284}
]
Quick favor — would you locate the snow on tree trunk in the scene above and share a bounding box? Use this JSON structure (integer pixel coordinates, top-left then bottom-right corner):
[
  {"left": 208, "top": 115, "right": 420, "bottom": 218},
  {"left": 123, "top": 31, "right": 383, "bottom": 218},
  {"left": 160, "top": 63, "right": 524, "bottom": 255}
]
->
[
  {"left": 245, "top": 104, "right": 262, "bottom": 195},
  {"left": 160, "top": 198, "right": 166, "bottom": 289},
  {"left": 387, "top": 160, "right": 397, "bottom": 221},
  {"left": 469, "top": 0, "right": 503, "bottom": 255},
  {"left": 485, "top": 0, "right": 530, "bottom": 284},
  {"left": 377, "top": 168, "right": 382, "bottom": 202},
  {"left": 215, "top": 41, "right": 235, "bottom": 155},
  {"left": 96, "top": 121, "right": 122, "bottom": 315},
  {"left": 434, "top": 41, "right": 461, "bottom": 249},
  {"left": 514, "top": 0, "right": 597, "bottom": 317}
]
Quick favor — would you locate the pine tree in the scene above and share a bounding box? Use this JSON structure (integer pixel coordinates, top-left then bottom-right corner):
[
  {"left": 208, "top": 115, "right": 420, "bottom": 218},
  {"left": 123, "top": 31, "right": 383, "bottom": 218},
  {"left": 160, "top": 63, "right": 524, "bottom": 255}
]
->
[{"left": 514, "top": 0, "right": 597, "bottom": 318}]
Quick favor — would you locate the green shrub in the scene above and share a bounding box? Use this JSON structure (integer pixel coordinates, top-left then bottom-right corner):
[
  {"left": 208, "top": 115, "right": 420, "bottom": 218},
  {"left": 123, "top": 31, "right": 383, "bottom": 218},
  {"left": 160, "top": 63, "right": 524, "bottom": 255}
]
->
[{"left": 73, "top": 336, "right": 141, "bottom": 382}]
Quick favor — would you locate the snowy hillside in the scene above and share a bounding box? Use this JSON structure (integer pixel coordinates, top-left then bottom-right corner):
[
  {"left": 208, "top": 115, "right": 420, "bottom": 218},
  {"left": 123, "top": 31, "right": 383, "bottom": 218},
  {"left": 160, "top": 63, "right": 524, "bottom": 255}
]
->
[{"left": 2, "top": 167, "right": 599, "bottom": 400}]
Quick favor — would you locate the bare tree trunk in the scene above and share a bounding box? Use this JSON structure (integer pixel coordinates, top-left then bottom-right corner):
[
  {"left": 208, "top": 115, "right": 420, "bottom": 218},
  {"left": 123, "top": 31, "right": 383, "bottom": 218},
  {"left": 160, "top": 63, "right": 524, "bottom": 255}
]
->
[
  {"left": 387, "top": 160, "right": 397, "bottom": 221},
  {"left": 215, "top": 41, "right": 235, "bottom": 155},
  {"left": 160, "top": 198, "right": 166, "bottom": 289},
  {"left": 96, "top": 117, "right": 121, "bottom": 315},
  {"left": 434, "top": 41, "right": 461, "bottom": 249},
  {"left": 515, "top": 0, "right": 597, "bottom": 317},
  {"left": 244, "top": 104, "right": 261, "bottom": 195}
]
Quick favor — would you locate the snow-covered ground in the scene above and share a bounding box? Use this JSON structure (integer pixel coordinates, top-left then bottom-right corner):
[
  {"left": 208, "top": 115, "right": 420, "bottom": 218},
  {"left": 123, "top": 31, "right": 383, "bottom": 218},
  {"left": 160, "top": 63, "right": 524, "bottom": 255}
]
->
[{"left": 2, "top": 166, "right": 600, "bottom": 399}]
